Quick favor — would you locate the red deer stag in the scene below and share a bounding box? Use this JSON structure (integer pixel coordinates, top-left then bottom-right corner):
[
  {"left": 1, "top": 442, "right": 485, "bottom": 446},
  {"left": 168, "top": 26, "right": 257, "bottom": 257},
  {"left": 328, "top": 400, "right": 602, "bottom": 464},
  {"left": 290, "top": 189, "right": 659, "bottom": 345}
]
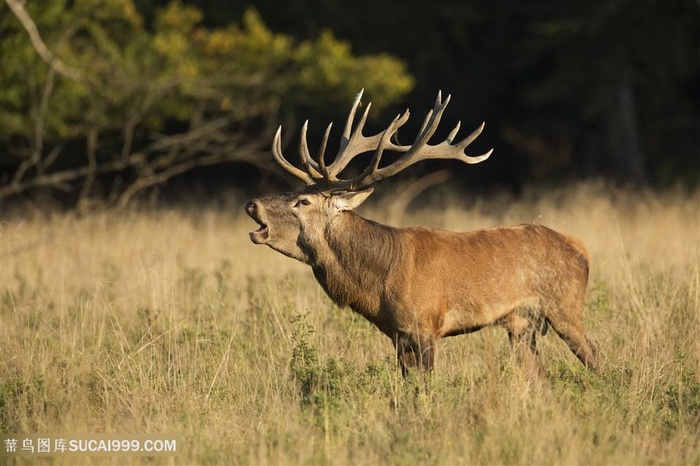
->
[{"left": 245, "top": 90, "right": 598, "bottom": 376}]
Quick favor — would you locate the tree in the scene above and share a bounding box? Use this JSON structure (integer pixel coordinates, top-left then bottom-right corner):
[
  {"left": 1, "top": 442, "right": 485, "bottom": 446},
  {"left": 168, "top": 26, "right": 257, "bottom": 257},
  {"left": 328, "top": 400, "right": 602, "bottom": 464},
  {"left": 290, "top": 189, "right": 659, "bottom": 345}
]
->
[
  {"left": 0, "top": 0, "right": 414, "bottom": 206},
  {"left": 516, "top": 0, "right": 699, "bottom": 183}
]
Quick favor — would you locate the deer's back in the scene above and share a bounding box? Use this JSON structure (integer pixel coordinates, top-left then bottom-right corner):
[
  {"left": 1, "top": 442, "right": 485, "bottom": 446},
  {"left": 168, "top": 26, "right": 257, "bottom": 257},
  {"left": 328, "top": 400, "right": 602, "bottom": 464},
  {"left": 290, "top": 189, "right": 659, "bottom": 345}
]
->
[{"left": 388, "top": 223, "right": 589, "bottom": 334}]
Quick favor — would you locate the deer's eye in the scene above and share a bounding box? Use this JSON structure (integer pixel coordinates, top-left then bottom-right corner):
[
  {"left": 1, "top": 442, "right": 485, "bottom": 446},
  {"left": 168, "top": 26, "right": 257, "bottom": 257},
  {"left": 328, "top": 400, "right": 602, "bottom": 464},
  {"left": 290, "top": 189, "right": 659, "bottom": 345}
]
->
[{"left": 296, "top": 198, "right": 311, "bottom": 207}]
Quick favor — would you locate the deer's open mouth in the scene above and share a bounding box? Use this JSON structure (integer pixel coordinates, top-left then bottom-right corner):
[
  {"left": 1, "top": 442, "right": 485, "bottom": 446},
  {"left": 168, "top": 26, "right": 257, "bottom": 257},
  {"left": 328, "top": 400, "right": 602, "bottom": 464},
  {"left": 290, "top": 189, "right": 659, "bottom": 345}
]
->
[
  {"left": 249, "top": 221, "right": 269, "bottom": 244},
  {"left": 245, "top": 200, "right": 270, "bottom": 244}
]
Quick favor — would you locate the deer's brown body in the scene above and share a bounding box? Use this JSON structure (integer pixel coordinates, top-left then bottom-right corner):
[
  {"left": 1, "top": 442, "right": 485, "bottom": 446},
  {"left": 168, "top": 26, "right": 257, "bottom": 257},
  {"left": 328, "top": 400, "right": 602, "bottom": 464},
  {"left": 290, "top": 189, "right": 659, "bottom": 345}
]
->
[{"left": 246, "top": 90, "right": 598, "bottom": 376}]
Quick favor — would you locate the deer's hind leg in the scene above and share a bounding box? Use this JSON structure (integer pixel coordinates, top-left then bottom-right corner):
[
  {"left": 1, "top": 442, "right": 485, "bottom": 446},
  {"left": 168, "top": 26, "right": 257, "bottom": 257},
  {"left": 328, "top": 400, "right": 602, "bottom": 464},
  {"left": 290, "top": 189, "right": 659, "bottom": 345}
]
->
[
  {"left": 502, "top": 309, "right": 547, "bottom": 379},
  {"left": 546, "top": 300, "right": 598, "bottom": 371}
]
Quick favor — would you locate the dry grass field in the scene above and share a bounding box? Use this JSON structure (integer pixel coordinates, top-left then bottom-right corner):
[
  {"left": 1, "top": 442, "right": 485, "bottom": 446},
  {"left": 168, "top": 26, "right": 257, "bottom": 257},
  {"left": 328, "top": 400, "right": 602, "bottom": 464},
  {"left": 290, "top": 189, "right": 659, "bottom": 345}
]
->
[{"left": 1, "top": 183, "right": 699, "bottom": 465}]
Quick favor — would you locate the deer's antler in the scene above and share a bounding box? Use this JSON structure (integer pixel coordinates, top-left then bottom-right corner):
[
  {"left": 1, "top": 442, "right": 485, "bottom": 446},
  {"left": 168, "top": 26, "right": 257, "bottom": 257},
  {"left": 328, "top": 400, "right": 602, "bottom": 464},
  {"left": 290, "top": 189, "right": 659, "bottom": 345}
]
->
[{"left": 272, "top": 90, "right": 493, "bottom": 190}]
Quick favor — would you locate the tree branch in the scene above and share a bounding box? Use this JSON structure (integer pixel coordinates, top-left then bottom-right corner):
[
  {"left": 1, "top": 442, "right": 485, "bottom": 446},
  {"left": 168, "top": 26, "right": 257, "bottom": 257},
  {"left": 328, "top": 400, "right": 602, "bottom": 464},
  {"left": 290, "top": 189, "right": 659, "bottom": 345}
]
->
[
  {"left": 11, "top": 67, "right": 56, "bottom": 185},
  {"left": 0, "top": 159, "right": 130, "bottom": 199},
  {"left": 5, "top": 0, "right": 83, "bottom": 82},
  {"left": 388, "top": 169, "right": 452, "bottom": 224},
  {"left": 116, "top": 144, "right": 272, "bottom": 207}
]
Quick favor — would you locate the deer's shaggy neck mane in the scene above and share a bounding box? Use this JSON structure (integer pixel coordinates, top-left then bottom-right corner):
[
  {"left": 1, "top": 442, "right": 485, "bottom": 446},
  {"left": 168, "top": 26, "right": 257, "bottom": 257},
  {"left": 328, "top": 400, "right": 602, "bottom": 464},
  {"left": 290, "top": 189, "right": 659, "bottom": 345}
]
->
[{"left": 310, "top": 211, "right": 399, "bottom": 321}]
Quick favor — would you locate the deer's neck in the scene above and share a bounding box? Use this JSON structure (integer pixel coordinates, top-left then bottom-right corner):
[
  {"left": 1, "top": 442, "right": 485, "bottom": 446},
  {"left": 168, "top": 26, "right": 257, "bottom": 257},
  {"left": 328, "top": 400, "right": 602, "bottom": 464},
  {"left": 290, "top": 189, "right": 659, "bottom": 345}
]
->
[{"left": 309, "top": 212, "right": 399, "bottom": 320}]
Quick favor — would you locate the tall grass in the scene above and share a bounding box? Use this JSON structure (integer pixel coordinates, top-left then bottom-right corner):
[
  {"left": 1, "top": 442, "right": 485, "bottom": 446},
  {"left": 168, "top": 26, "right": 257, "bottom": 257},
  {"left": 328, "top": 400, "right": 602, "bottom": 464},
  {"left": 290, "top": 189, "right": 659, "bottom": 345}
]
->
[{"left": 1, "top": 183, "right": 698, "bottom": 464}]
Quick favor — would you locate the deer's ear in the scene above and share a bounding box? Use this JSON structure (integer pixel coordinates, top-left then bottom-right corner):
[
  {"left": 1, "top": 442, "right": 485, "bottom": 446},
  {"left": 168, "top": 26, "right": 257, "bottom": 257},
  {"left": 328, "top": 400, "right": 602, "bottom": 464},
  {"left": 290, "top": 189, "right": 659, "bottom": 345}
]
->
[{"left": 332, "top": 188, "right": 374, "bottom": 211}]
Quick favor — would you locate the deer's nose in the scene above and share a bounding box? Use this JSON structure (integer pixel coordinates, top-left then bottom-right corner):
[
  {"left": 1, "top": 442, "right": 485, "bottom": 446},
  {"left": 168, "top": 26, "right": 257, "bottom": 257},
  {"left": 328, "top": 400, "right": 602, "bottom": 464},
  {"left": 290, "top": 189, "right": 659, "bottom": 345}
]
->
[{"left": 244, "top": 200, "right": 256, "bottom": 216}]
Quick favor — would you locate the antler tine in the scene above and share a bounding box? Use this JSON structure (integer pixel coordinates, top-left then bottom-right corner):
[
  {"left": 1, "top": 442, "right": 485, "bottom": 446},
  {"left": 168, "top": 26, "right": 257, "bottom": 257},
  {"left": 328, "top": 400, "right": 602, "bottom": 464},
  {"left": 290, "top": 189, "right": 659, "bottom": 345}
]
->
[
  {"left": 317, "top": 122, "right": 332, "bottom": 178},
  {"left": 457, "top": 121, "right": 485, "bottom": 148},
  {"left": 415, "top": 91, "right": 448, "bottom": 137},
  {"left": 299, "top": 120, "right": 323, "bottom": 179},
  {"left": 272, "top": 126, "right": 315, "bottom": 185},
  {"left": 446, "top": 121, "right": 461, "bottom": 143},
  {"left": 463, "top": 147, "right": 494, "bottom": 164},
  {"left": 457, "top": 122, "right": 493, "bottom": 164},
  {"left": 334, "top": 89, "right": 366, "bottom": 161},
  {"left": 415, "top": 109, "right": 434, "bottom": 143},
  {"left": 410, "top": 91, "right": 452, "bottom": 152},
  {"left": 342, "top": 89, "right": 365, "bottom": 140}
]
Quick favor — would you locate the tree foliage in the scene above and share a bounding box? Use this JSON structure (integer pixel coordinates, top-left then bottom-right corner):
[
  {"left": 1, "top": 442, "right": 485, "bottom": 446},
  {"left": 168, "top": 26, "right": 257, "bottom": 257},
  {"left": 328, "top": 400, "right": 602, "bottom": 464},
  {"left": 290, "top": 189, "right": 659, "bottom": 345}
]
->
[
  {"left": 515, "top": 0, "right": 699, "bottom": 182},
  {"left": 239, "top": 0, "right": 698, "bottom": 187},
  {"left": 0, "top": 0, "right": 414, "bottom": 206}
]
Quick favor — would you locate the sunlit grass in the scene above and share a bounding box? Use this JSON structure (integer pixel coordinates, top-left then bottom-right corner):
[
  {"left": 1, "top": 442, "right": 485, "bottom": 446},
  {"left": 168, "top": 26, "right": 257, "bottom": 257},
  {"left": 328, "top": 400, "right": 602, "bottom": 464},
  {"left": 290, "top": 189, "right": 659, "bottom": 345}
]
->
[{"left": 1, "top": 183, "right": 698, "bottom": 464}]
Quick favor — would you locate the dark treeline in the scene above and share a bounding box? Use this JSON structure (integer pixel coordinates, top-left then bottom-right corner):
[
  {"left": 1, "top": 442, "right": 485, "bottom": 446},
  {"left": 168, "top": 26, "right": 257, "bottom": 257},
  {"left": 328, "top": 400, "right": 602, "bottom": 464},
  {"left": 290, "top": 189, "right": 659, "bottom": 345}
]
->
[
  {"left": 1, "top": 0, "right": 698, "bottom": 207},
  {"left": 192, "top": 0, "right": 699, "bottom": 189}
]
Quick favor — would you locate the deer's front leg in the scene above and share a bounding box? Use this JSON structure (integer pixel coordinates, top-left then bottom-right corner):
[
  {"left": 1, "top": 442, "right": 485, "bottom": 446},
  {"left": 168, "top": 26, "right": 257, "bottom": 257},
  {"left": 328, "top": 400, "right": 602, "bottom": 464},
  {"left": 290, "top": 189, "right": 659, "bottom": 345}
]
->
[{"left": 394, "top": 332, "right": 436, "bottom": 377}]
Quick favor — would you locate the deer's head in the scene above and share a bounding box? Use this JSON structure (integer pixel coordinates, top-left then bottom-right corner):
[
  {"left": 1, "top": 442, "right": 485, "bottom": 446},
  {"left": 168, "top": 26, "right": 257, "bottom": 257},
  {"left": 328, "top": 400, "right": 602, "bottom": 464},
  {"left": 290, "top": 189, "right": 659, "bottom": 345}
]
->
[
  {"left": 245, "top": 90, "right": 492, "bottom": 263},
  {"left": 245, "top": 186, "right": 373, "bottom": 263}
]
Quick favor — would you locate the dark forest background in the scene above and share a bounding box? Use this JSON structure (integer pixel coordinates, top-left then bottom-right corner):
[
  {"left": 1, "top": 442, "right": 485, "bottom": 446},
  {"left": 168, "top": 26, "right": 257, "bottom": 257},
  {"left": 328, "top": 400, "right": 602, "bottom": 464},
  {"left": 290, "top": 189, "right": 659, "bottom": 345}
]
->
[{"left": 1, "top": 0, "right": 698, "bottom": 208}]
